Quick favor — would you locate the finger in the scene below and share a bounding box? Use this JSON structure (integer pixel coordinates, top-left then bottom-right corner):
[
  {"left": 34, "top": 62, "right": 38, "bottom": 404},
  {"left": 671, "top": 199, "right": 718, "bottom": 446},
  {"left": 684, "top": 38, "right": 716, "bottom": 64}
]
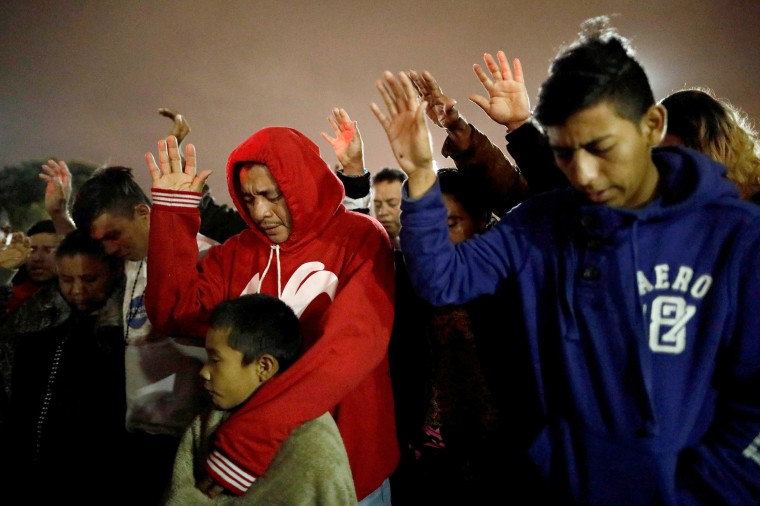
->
[
  {"left": 472, "top": 64, "right": 494, "bottom": 91},
  {"left": 386, "top": 72, "right": 409, "bottom": 112},
  {"left": 375, "top": 77, "right": 398, "bottom": 117},
  {"left": 497, "top": 50, "right": 512, "bottom": 81},
  {"left": 443, "top": 98, "right": 458, "bottom": 116},
  {"left": 156, "top": 138, "right": 172, "bottom": 176},
  {"left": 419, "top": 71, "right": 436, "bottom": 91},
  {"left": 193, "top": 169, "right": 213, "bottom": 192},
  {"left": 337, "top": 108, "right": 352, "bottom": 125},
  {"left": 329, "top": 114, "right": 342, "bottom": 134},
  {"left": 166, "top": 136, "right": 183, "bottom": 174},
  {"left": 184, "top": 143, "right": 197, "bottom": 176},
  {"left": 398, "top": 72, "right": 420, "bottom": 110},
  {"left": 384, "top": 71, "right": 409, "bottom": 113},
  {"left": 468, "top": 94, "right": 491, "bottom": 113},
  {"left": 408, "top": 70, "right": 424, "bottom": 94},
  {"left": 512, "top": 57, "right": 524, "bottom": 83},
  {"left": 370, "top": 102, "right": 391, "bottom": 134},
  {"left": 145, "top": 153, "right": 161, "bottom": 181},
  {"left": 483, "top": 52, "right": 502, "bottom": 80},
  {"left": 416, "top": 99, "right": 429, "bottom": 125},
  {"left": 320, "top": 131, "right": 337, "bottom": 145},
  {"left": 40, "top": 164, "right": 57, "bottom": 178}
]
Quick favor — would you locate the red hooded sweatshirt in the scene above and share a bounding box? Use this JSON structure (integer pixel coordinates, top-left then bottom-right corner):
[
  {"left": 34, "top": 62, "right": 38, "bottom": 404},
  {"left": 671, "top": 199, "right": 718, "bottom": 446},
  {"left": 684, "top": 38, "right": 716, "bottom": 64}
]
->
[{"left": 145, "top": 127, "right": 398, "bottom": 499}]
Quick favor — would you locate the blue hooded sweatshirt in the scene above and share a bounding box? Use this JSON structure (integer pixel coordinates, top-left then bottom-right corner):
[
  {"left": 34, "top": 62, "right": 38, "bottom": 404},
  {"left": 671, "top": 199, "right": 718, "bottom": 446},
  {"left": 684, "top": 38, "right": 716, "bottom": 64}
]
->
[{"left": 400, "top": 146, "right": 760, "bottom": 505}]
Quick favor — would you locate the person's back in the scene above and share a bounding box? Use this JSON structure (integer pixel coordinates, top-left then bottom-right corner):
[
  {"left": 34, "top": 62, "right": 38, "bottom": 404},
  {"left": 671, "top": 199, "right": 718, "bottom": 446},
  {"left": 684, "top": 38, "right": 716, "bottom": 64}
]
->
[
  {"left": 164, "top": 293, "right": 356, "bottom": 505},
  {"left": 372, "top": 15, "right": 760, "bottom": 505}
]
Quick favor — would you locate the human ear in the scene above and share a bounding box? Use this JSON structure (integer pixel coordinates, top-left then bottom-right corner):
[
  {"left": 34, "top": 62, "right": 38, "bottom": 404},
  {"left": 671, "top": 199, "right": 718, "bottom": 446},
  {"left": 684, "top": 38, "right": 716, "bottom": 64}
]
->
[
  {"left": 134, "top": 203, "right": 151, "bottom": 221},
  {"left": 256, "top": 354, "right": 280, "bottom": 382},
  {"left": 642, "top": 104, "right": 667, "bottom": 146}
]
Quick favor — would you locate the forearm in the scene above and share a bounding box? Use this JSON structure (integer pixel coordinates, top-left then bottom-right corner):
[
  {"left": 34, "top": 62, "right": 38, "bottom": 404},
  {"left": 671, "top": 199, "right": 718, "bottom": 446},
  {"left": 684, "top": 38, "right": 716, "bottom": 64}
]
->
[
  {"left": 442, "top": 121, "right": 528, "bottom": 213},
  {"left": 49, "top": 209, "right": 76, "bottom": 236},
  {"left": 209, "top": 230, "right": 396, "bottom": 494},
  {"left": 400, "top": 181, "right": 511, "bottom": 305},
  {"left": 146, "top": 189, "right": 222, "bottom": 338}
]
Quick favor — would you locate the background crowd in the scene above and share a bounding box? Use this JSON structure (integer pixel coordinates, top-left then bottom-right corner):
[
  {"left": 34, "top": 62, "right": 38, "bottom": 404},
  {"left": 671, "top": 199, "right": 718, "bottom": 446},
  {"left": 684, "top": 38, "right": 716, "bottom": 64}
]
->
[{"left": 1, "top": 13, "right": 760, "bottom": 506}]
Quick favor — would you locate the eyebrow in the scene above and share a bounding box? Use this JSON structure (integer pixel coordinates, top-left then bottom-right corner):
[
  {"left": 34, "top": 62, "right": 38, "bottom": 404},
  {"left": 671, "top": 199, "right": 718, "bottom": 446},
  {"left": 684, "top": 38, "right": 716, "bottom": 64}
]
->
[{"left": 549, "top": 134, "right": 614, "bottom": 152}]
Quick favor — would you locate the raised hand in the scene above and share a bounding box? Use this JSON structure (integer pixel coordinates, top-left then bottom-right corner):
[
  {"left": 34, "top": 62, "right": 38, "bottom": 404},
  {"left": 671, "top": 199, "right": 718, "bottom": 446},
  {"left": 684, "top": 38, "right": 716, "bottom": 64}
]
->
[
  {"left": 469, "top": 51, "right": 531, "bottom": 131},
  {"left": 371, "top": 71, "right": 437, "bottom": 198},
  {"left": 408, "top": 70, "right": 462, "bottom": 130},
  {"left": 39, "top": 159, "right": 76, "bottom": 234},
  {"left": 158, "top": 108, "right": 191, "bottom": 146},
  {"left": 145, "top": 136, "right": 211, "bottom": 193},
  {"left": 39, "top": 159, "right": 72, "bottom": 215},
  {"left": 320, "top": 108, "right": 365, "bottom": 175},
  {"left": 0, "top": 232, "right": 31, "bottom": 270}
]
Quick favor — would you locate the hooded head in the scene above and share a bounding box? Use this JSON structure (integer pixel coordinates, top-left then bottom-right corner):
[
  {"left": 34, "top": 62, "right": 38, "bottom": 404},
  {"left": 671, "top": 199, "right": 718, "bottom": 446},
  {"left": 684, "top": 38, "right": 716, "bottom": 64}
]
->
[{"left": 226, "top": 127, "right": 345, "bottom": 248}]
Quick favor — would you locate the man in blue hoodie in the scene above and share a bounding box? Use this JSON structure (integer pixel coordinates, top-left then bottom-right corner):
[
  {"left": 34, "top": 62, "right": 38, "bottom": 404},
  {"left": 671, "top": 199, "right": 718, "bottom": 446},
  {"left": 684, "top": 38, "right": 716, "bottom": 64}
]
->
[{"left": 371, "top": 15, "right": 760, "bottom": 506}]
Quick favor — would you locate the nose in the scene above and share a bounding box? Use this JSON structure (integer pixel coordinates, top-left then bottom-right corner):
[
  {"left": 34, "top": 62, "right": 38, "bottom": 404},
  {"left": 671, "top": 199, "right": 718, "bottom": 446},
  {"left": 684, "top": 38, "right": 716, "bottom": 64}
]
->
[
  {"left": 567, "top": 151, "right": 600, "bottom": 189},
  {"left": 199, "top": 364, "right": 210, "bottom": 380},
  {"left": 103, "top": 241, "right": 119, "bottom": 256},
  {"left": 70, "top": 279, "right": 84, "bottom": 295},
  {"left": 249, "top": 199, "right": 273, "bottom": 221}
]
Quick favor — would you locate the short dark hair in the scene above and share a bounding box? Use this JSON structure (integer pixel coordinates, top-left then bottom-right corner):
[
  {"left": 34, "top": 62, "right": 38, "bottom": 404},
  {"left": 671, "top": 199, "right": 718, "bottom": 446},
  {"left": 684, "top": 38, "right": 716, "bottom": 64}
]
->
[
  {"left": 534, "top": 16, "right": 655, "bottom": 127},
  {"left": 437, "top": 168, "right": 492, "bottom": 233},
  {"left": 372, "top": 167, "right": 407, "bottom": 186},
  {"left": 26, "top": 219, "right": 56, "bottom": 236},
  {"left": 209, "top": 294, "right": 302, "bottom": 370},
  {"left": 72, "top": 166, "right": 150, "bottom": 231},
  {"left": 55, "top": 229, "right": 122, "bottom": 273}
]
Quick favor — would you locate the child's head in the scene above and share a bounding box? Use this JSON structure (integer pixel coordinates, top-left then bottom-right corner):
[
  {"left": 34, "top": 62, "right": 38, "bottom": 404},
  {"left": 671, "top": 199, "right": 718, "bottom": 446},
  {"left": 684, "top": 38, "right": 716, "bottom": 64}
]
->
[{"left": 200, "top": 294, "right": 302, "bottom": 410}]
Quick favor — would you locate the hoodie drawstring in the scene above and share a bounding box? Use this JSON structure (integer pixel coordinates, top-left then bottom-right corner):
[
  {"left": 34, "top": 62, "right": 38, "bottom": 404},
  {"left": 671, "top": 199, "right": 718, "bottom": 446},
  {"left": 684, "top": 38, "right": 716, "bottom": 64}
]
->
[{"left": 257, "top": 245, "right": 282, "bottom": 298}]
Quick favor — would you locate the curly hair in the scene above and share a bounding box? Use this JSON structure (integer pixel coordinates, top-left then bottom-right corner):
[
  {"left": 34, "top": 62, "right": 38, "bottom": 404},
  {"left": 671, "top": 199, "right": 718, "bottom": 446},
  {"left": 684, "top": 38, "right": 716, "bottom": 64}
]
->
[{"left": 661, "top": 88, "right": 760, "bottom": 200}]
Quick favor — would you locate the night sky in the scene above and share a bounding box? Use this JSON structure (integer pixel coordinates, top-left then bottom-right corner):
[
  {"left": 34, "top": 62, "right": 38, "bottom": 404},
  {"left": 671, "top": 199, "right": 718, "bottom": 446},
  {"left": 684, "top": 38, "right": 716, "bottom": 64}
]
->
[{"left": 2, "top": 0, "right": 758, "bottom": 206}]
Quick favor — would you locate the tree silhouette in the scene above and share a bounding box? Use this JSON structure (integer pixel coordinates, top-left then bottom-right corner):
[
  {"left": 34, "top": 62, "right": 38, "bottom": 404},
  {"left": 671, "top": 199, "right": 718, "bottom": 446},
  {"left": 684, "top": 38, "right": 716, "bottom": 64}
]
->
[{"left": 0, "top": 159, "right": 98, "bottom": 232}]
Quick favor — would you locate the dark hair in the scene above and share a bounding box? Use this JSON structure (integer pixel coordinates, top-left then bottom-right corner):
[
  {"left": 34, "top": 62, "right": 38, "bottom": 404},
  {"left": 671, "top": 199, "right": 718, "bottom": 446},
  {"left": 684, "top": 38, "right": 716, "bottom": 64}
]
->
[
  {"left": 55, "top": 229, "right": 123, "bottom": 273},
  {"left": 535, "top": 16, "right": 655, "bottom": 127},
  {"left": 437, "top": 168, "right": 492, "bottom": 233},
  {"left": 372, "top": 167, "right": 407, "bottom": 185},
  {"left": 26, "top": 219, "right": 56, "bottom": 236},
  {"left": 209, "top": 294, "right": 302, "bottom": 369},
  {"left": 72, "top": 166, "right": 150, "bottom": 231}
]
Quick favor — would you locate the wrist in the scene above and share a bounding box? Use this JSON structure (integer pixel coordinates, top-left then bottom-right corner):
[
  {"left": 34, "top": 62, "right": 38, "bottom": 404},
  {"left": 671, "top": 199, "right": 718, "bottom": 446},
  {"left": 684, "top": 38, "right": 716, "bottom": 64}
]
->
[
  {"left": 337, "top": 165, "right": 367, "bottom": 177},
  {"left": 444, "top": 120, "right": 473, "bottom": 152},
  {"left": 505, "top": 116, "right": 531, "bottom": 133}
]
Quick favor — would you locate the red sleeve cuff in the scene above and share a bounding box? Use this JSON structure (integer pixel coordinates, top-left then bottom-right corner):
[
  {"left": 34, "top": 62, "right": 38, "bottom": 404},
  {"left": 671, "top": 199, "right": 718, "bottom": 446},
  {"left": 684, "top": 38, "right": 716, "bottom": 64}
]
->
[
  {"left": 151, "top": 188, "right": 203, "bottom": 209},
  {"left": 204, "top": 449, "right": 257, "bottom": 496}
]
